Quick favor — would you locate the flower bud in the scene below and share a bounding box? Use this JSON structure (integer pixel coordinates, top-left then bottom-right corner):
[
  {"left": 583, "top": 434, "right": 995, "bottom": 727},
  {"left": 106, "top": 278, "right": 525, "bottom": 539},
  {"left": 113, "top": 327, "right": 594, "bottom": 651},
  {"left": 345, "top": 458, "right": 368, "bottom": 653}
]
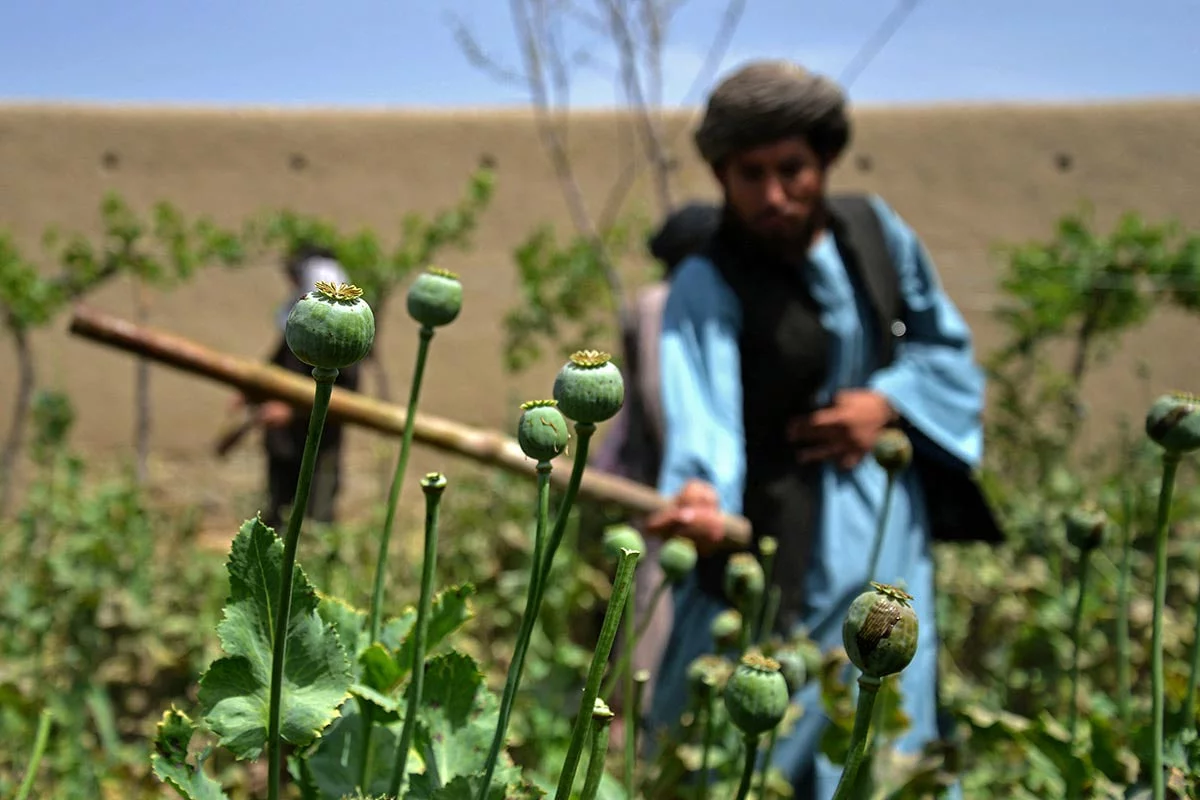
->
[
  {"left": 711, "top": 608, "right": 742, "bottom": 651},
  {"left": 757, "top": 536, "right": 778, "bottom": 565},
  {"left": 842, "top": 582, "right": 919, "bottom": 679},
  {"left": 724, "top": 552, "right": 765, "bottom": 611},
  {"left": 723, "top": 653, "right": 790, "bottom": 737},
  {"left": 591, "top": 698, "right": 614, "bottom": 725},
  {"left": 552, "top": 350, "right": 625, "bottom": 425},
  {"left": 658, "top": 537, "right": 698, "bottom": 584},
  {"left": 771, "top": 645, "right": 807, "bottom": 695},
  {"left": 420, "top": 472, "right": 448, "bottom": 494},
  {"left": 1063, "top": 502, "right": 1108, "bottom": 552},
  {"left": 406, "top": 267, "right": 463, "bottom": 328},
  {"left": 517, "top": 400, "right": 570, "bottom": 462},
  {"left": 602, "top": 524, "right": 645, "bottom": 562},
  {"left": 687, "top": 654, "right": 733, "bottom": 701},
  {"left": 1146, "top": 392, "right": 1200, "bottom": 455},
  {"left": 873, "top": 428, "right": 913, "bottom": 475},
  {"left": 285, "top": 281, "right": 376, "bottom": 370}
]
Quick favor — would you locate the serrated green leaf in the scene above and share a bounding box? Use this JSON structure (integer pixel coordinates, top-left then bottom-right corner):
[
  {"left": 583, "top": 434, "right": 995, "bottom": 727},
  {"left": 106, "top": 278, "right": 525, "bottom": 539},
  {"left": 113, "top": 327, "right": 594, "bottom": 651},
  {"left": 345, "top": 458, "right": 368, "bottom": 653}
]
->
[
  {"left": 318, "top": 594, "right": 369, "bottom": 665},
  {"left": 412, "top": 651, "right": 519, "bottom": 794},
  {"left": 150, "top": 707, "right": 229, "bottom": 800},
  {"left": 409, "top": 771, "right": 528, "bottom": 800},
  {"left": 393, "top": 584, "right": 476, "bottom": 674},
  {"left": 350, "top": 584, "right": 478, "bottom": 712},
  {"left": 303, "top": 699, "right": 407, "bottom": 800},
  {"left": 360, "top": 643, "right": 404, "bottom": 696},
  {"left": 197, "top": 517, "right": 353, "bottom": 760}
]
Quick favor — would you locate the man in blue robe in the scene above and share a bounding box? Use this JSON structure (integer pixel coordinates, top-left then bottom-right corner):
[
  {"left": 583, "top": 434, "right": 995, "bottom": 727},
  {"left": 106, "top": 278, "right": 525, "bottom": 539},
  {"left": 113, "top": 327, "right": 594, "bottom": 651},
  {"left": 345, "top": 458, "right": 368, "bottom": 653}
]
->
[{"left": 643, "top": 59, "right": 985, "bottom": 798}]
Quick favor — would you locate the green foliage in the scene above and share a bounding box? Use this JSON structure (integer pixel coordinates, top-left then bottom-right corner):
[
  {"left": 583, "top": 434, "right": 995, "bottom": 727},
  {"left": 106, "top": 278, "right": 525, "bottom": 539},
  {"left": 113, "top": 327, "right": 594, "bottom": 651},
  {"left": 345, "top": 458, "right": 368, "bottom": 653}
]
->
[
  {"left": 255, "top": 165, "right": 495, "bottom": 315},
  {"left": 10, "top": 191, "right": 1200, "bottom": 799},
  {"left": 198, "top": 517, "right": 353, "bottom": 760},
  {"left": 502, "top": 215, "right": 647, "bottom": 374},
  {"left": 150, "top": 708, "right": 229, "bottom": 800},
  {"left": 985, "top": 203, "right": 1200, "bottom": 487},
  {"left": 0, "top": 395, "right": 228, "bottom": 799}
]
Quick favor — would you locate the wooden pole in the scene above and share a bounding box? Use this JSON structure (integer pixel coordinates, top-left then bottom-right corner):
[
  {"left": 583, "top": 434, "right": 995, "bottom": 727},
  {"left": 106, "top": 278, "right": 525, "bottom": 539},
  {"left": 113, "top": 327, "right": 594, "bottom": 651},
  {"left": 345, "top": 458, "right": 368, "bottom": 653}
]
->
[{"left": 67, "top": 304, "right": 752, "bottom": 548}]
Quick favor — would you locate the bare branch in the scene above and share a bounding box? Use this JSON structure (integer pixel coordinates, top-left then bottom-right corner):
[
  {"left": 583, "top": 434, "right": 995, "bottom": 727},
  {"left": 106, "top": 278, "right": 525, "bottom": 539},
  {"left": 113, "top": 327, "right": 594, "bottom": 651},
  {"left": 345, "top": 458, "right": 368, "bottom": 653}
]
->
[
  {"left": 596, "top": 0, "right": 746, "bottom": 230},
  {"left": 445, "top": 11, "right": 530, "bottom": 88}
]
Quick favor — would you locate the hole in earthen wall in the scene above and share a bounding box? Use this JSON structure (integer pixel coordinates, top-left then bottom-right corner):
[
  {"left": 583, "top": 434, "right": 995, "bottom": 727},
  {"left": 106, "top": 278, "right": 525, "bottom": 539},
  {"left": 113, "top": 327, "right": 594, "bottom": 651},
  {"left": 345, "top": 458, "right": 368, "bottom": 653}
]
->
[
  {"left": 855, "top": 154, "right": 873, "bottom": 173},
  {"left": 101, "top": 150, "right": 120, "bottom": 170},
  {"left": 1054, "top": 152, "right": 1073, "bottom": 172},
  {"left": 289, "top": 153, "right": 309, "bottom": 171},
  {"left": 479, "top": 153, "right": 498, "bottom": 169}
]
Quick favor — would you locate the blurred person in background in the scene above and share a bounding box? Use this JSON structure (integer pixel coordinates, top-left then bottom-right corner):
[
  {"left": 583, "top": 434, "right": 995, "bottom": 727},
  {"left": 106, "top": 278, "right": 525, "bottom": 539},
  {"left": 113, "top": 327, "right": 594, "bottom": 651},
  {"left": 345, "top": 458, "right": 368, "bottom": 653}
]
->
[
  {"left": 227, "top": 242, "right": 362, "bottom": 530},
  {"left": 641, "top": 59, "right": 999, "bottom": 799}
]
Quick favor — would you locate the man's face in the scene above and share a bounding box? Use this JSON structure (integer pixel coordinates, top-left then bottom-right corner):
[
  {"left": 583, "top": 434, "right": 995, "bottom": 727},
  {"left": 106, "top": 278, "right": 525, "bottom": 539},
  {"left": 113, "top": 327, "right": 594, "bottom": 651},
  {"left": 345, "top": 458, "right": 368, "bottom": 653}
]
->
[{"left": 717, "top": 136, "right": 827, "bottom": 244}]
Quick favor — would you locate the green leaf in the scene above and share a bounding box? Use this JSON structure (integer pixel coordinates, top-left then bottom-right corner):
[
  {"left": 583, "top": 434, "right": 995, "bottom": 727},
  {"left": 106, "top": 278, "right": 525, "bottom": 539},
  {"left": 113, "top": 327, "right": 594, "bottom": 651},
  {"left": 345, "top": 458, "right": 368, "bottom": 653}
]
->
[
  {"left": 350, "top": 584, "right": 477, "bottom": 712},
  {"left": 150, "top": 706, "right": 229, "bottom": 800},
  {"left": 197, "top": 516, "right": 353, "bottom": 760},
  {"left": 303, "top": 699, "right": 405, "bottom": 800},
  {"left": 411, "top": 651, "right": 520, "bottom": 794},
  {"left": 393, "top": 584, "right": 476, "bottom": 674}
]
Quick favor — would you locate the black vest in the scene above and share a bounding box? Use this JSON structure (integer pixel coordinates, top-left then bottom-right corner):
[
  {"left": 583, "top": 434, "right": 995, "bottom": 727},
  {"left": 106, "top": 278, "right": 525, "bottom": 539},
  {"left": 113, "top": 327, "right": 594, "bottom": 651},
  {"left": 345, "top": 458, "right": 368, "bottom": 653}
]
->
[{"left": 692, "top": 195, "right": 1002, "bottom": 634}]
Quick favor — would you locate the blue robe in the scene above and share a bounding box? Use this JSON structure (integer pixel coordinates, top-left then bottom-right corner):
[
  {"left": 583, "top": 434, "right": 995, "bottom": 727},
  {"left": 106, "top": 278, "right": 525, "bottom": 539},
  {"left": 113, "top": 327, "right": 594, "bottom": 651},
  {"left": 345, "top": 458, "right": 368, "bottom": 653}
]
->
[{"left": 647, "top": 194, "right": 982, "bottom": 799}]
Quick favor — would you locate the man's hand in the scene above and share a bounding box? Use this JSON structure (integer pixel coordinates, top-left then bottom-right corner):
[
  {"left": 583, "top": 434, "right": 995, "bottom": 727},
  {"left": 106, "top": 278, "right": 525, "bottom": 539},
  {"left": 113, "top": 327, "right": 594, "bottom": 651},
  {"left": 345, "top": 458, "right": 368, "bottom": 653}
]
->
[
  {"left": 645, "top": 479, "right": 726, "bottom": 556},
  {"left": 257, "top": 400, "right": 294, "bottom": 429},
  {"left": 787, "top": 390, "right": 897, "bottom": 470}
]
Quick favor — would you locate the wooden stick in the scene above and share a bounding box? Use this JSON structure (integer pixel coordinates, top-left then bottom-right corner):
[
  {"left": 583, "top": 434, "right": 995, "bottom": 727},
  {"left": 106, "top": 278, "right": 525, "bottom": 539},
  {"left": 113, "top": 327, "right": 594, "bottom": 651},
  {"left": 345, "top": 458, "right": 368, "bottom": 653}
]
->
[{"left": 67, "top": 304, "right": 752, "bottom": 548}]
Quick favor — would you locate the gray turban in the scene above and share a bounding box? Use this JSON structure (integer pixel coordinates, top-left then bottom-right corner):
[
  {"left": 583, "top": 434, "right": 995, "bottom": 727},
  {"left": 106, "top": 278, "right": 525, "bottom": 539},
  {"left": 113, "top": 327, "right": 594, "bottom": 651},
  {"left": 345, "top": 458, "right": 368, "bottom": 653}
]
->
[{"left": 693, "top": 60, "right": 850, "bottom": 167}]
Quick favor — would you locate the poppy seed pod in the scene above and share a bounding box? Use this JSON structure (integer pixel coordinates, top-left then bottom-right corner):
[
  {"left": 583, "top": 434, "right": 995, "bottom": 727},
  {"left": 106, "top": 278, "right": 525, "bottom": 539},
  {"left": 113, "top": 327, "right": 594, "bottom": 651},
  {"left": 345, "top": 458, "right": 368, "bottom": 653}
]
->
[
  {"left": 842, "top": 582, "right": 919, "bottom": 679},
  {"left": 285, "top": 281, "right": 376, "bottom": 370},
  {"left": 406, "top": 267, "right": 463, "bottom": 328},
  {"left": 1145, "top": 392, "right": 1200, "bottom": 455},
  {"left": 659, "top": 537, "right": 698, "bottom": 584},
  {"left": 771, "top": 645, "right": 807, "bottom": 695},
  {"left": 552, "top": 350, "right": 625, "bottom": 425},
  {"left": 711, "top": 608, "right": 743, "bottom": 651},
  {"left": 873, "top": 428, "right": 913, "bottom": 475},
  {"left": 517, "top": 400, "right": 570, "bottom": 462},
  {"left": 724, "top": 552, "right": 765, "bottom": 611},
  {"left": 687, "top": 654, "right": 733, "bottom": 701},
  {"left": 1063, "top": 502, "right": 1108, "bottom": 552},
  {"left": 723, "top": 653, "right": 791, "bottom": 737},
  {"left": 602, "top": 524, "right": 645, "bottom": 562}
]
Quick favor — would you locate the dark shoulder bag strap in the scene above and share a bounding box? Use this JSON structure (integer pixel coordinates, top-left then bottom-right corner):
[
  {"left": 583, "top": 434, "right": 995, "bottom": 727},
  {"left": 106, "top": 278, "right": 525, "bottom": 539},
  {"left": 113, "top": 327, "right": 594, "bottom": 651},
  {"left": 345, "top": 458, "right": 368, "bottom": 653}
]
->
[
  {"left": 825, "top": 193, "right": 902, "bottom": 368},
  {"left": 826, "top": 192, "right": 1005, "bottom": 546}
]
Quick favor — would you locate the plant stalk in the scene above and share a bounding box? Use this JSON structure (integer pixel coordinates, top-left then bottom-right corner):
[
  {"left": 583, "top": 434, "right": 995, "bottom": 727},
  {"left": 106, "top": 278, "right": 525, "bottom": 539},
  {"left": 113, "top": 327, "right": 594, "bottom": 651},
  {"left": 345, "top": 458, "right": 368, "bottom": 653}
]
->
[
  {"left": 1067, "top": 546, "right": 1094, "bottom": 741},
  {"left": 1150, "top": 453, "right": 1180, "bottom": 800},
  {"left": 478, "top": 462, "right": 553, "bottom": 796},
  {"left": 554, "top": 547, "right": 641, "bottom": 800},
  {"left": 755, "top": 728, "right": 779, "bottom": 800},
  {"left": 1117, "top": 481, "right": 1135, "bottom": 731},
  {"left": 368, "top": 325, "right": 434, "bottom": 642},
  {"left": 757, "top": 546, "right": 778, "bottom": 644},
  {"left": 866, "top": 473, "right": 897, "bottom": 586},
  {"left": 830, "top": 675, "right": 882, "bottom": 800},
  {"left": 601, "top": 576, "right": 668, "bottom": 700},
  {"left": 733, "top": 733, "right": 761, "bottom": 800},
  {"left": 387, "top": 474, "right": 447, "bottom": 799},
  {"left": 581, "top": 710, "right": 614, "bottom": 800},
  {"left": 14, "top": 707, "right": 53, "bottom": 800},
  {"left": 1185, "top": 556, "right": 1200, "bottom": 733},
  {"left": 359, "top": 325, "right": 434, "bottom": 792},
  {"left": 266, "top": 366, "right": 337, "bottom": 800},
  {"left": 698, "top": 690, "right": 716, "bottom": 800},
  {"left": 623, "top": 583, "right": 636, "bottom": 799}
]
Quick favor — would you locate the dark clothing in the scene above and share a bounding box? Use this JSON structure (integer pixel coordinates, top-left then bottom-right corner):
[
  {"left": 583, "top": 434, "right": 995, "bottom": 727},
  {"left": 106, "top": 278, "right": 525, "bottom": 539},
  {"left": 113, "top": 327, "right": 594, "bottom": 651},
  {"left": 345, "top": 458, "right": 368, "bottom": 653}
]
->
[
  {"left": 694, "top": 208, "right": 831, "bottom": 636},
  {"left": 260, "top": 338, "right": 360, "bottom": 530}
]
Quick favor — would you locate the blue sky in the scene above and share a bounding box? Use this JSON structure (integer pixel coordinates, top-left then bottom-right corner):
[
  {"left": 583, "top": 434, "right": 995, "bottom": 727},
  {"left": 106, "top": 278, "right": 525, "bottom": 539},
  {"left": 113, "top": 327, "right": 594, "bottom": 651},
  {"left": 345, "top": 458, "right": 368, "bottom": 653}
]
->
[{"left": 1, "top": 0, "right": 1196, "bottom": 109}]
